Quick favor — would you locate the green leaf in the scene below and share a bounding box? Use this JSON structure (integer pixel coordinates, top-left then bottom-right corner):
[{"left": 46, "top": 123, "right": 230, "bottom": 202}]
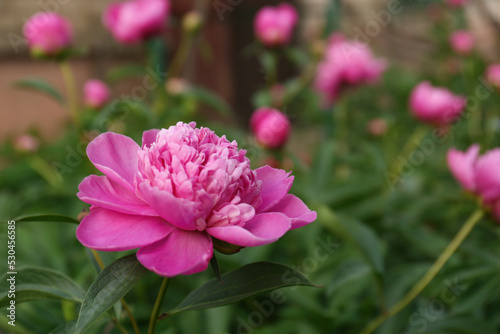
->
[
  {"left": 316, "top": 205, "right": 385, "bottom": 274},
  {"left": 190, "top": 87, "right": 232, "bottom": 117},
  {"left": 75, "top": 254, "right": 148, "bottom": 333},
  {"left": 0, "top": 267, "right": 85, "bottom": 307},
  {"left": 48, "top": 321, "right": 76, "bottom": 334},
  {"left": 167, "top": 261, "right": 318, "bottom": 316},
  {"left": 106, "top": 64, "right": 147, "bottom": 83},
  {"left": 11, "top": 214, "right": 79, "bottom": 224},
  {"left": 12, "top": 78, "right": 65, "bottom": 104}
]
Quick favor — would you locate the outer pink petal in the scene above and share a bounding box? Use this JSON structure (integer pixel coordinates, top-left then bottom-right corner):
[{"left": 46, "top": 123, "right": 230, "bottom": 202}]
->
[
  {"left": 206, "top": 212, "right": 291, "bottom": 247},
  {"left": 78, "top": 175, "right": 157, "bottom": 216},
  {"left": 447, "top": 144, "right": 480, "bottom": 192},
  {"left": 255, "top": 165, "right": 294, "bottom": 213},
  {"left": 76, "top": 208, "right": 173, "bottom": 251},
  {"left": 267, "top": 194, "right": 317, "bottom": 229},
  {"left": 138, "top": 183, "right": 199, "bottom": 231},
  {"left": 142, "top": 129, "right": 160, "bottom": 148},
  {"left": 137, "top": 229, "right": 212, "bottom": 277},
  {"left": 87, "top": 132, "right": 140, "bottom": 192},
  {"left": 475, "top": 148, "right": 500, "bottom": 202}
]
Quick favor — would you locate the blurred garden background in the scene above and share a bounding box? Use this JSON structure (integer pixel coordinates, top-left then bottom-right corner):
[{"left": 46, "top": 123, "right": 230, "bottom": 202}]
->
[{"left": 2, "top": 0, "right": 500, "bottom": 333}]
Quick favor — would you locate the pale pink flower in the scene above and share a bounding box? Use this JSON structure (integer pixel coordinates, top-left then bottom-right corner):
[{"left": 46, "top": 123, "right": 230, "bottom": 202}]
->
[
  {"left": 486, "top": 64, "right": 500, "bottom": 88},
  {"left": 76, "top": 122, "right": 316, "bottom": 277},
  {"left": 449, "top": 30, "right": 475, "bottom": 55},
  {"left": 23, "top": 12, "right": 73, "bottom": 58},
  {"left": 103, "top": 0, "right": 169, "bottom": 44},
  {"left": 250, "top": 107, "right": 291, "bottom": 149},
  {"left": 409, "top": 82, "right": 466, "bottom": 126},
  {"left": 84, "top": 80, "right": 111, "bottom": 109},
  {"left": 448, "top": 145, "right": 500, "bottom": 206},
  {"left": 254, "top": 3, "right": 298, "bottom": 47},
  {"left": 314, "top": 33, "right": 386, "bottom": 106}
]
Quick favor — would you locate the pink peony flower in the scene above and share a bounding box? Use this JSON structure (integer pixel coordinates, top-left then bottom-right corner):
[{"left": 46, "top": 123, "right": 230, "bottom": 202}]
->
[
  {"left": 445, "top": 0, "right": 469, "bottom": 7},
  {"left": 76, "top": 122, "right": 316, "bottom": 277},
  {"left": 23, "top": 12, "right": 73, "bottom": 58},
  {"left": 449, "top": 30, "right": 475, "bottom": 55},
  {"left": 447, "top": 145, "right": 500, "bottom": 206},
  {"left": 250, "top": 107, "right": 291, "bottom": 149},
  {"left": 84, "top": 80, "right": 111, "bottom": 109},
  {"left": 314, "top": 33, "right": 386, "bottom": 106},
  {"left": 103, "top": 0, "right": 169, "bottom": 44},
  {"left": 409, "top": 82, "right": 466, "bottom": 126},
  {"left": 254, "top": 3, "right": 298, "bottom": 47},
  {"left": 486, "top": 64, "right": 500, "bottom": 88}
]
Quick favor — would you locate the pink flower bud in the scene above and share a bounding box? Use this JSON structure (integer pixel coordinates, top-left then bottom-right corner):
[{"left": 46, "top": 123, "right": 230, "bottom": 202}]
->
[
  {"left": 250, "top": 107, "right": 290, "bottom": 149},
  {"left": 367, "top": 118, "right": 388, "bottom": 137},
  {"left": 474, "top": 149, "right": 500, "bottom": 204},
  {"left": 486, "top": 64, "right": 500, "bottom": 88},
  {"left": 254, "top": 3, "right": 298, "bottom": 47},
  {"left": 449, "top": 30, "right": 475, "bottom": 55},
  {"left": 84, "top": 80, "right": 111, "bottom": 109},
  {"left": 23, "top": 12, "right": 73, "bottom": 59},
  {"left": 314, "top": 33, "right": 386, "bottom": 106},
  {"left": 409, "top": 82, "right": 466, "bottom": 126},
  {"left": 447, "top": 144, "right": 479, "bottom": 192},
  {"left": 103, "top": 0, "right": 170, "bottom": 44},
  {"left": 14, "top": 134, "right": 39, "bottom": 153}
]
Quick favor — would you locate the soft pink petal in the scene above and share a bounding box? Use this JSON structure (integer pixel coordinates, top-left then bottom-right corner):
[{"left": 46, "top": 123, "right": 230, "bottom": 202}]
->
[
  {"left": 206, "top": 212, "right": 291, "bottom": 247},
  {"left": 255, "top": 165, "right": 294, "bottom": 213},
  {"left": 78, "top": 175, "right": 157, "bottom": 216},
  {"left": 475, "top": 148, "right": 500, "bottom": 202},
  {"left": 76, "top": 208, "right": 173, "bottom": 251},
  {"left": 87, "top": 132, "right": 140, "bottom": 191},
  {"left": 142, "top": 129, "right": 160, "bottom": 148},
  {"left": 137, "top": 229, "right": 212, "bottom": 277},
  {"left": 267, "top": 194, "right": 317, "bottom": 229},
  {"left": 447, "top": 144, "right": 480, "bottom": 192},
  {"left": 138, "top": 183, "right": 199, "bottom": 231}
]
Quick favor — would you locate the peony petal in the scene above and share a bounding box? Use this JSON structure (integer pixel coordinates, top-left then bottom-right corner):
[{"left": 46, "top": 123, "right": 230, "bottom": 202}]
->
[
  {"left": 78, "top": 175, "right": 157, "bottom": 216},
  {"left": 267, "top": 194, "right": 317, "bottom": 229},
  {"left": 87, "top": 132, "right": 140, "bottom": 191},
  {"left": 137, "top": 229, "right": 212, "bottom": 277},
  {"left": 76, "top": 208, "right": 173, "bottom": 251},
  {"left": 475, "top": 148, "right": 500, "bottom": 203},
  {"left": 138, "top": 183, "right": 199, "bottom": 231},
  {"left": 206, "top": 212, "right": 291, "bottom": 247},
  {"left": 142, "top": 129, "right": 160, "bottom": 148},
  {"left": 447, "top": 144, "right": 480, "bottom": 192},
  {"left": 255, "top": 165, "right": 294, "bottom": 213}
]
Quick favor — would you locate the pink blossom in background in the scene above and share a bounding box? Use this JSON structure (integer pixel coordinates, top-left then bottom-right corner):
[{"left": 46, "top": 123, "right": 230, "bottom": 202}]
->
[
  {"left": 14, "top": 134, "right": 39, "bottom": 153},
  {"left": 254, "top": 3, "right": 298, "bottom": 47},
  {"left": 23, "top": 12, "right": 73, "bottom": 58},
  {"left": 445, "top": 0, "right": 470, "bottom": 7},
  {"left": 448, "top": 145, "right": 500, "bottom": 211},
  {"left": 250, "top": 107, "right": 291, "bottom": 149},
  {"left": 449, "top": 30, "right": 475, "bottom": 55},
  {"left": 409, "top": 81, "right": 466, "bottom": 126},
  {"left": 103, "top": 0, "right": 169, "bottom": 44},
  {"left": 486, "top": 64, "right": 500, "bottom": 88},
  {"left": 314, "top": 33, "right": 387, "bottom": 106},
  {"left": 367, "top": 118, "right": 388, "bottom": 137},
  {"left": 84, "top": 80, "right": 111, "bottom": 109},
  {"left": 76, "top": 122, "right": 316, "bottom": 277}
]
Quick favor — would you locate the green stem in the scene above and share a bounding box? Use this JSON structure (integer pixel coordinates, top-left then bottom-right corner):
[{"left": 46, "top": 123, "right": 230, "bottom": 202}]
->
[
  {"left": 27, "top": 155, "right": 61, "bottom": 188},
  {"left": 359, "top": 208, "right": 484, "bottom": 334},
  {"left": 148, "top": 277, "right": 170, "bottom": 334},
  {"left": 59, "top": 61, "right": 79, "bottom": 125}
]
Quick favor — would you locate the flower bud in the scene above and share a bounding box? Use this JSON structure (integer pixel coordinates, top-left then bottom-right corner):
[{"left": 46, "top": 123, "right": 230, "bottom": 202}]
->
[
  {"left": 23, "top": 12, "right": 73, "bottom": 59},
  {"left": 103, "top": 0, "right": 170, "bottom": 44},
  {"left": 84, "top": 79, "right": 111, "bottom": 109},
  {"left": 486, "top": 64, "right": 500, "bottom": 89},
  {"left": 449, "top": 30, "right": 475, "bottom": 55},
  {"left": 254, "top": 3, "right": 298, "bottom": 47},
  {"left": 212, "top": 238, "right": 244, "bottom": 255},
  {"left": 14, "top": 134, "right": 39, "bottom": 153},
  {"left": 250, "top": 107, "right": 291, "bottom": 149},
  {"left": 409, "top": 81, "right": 466, "bottom": 127}
]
